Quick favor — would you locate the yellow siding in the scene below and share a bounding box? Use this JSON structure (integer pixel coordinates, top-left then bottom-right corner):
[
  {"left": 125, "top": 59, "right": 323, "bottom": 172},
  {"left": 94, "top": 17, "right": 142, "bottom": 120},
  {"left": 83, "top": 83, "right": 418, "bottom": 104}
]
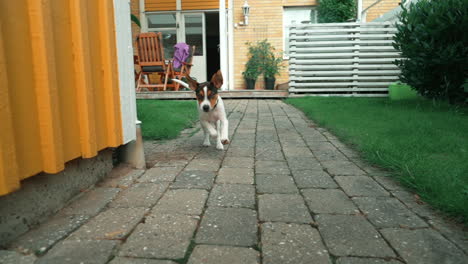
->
[
  {"left": 145, "top": 0, "right": 227, "bottom": 11},
  {"left": 145, "top": 0, "right": 176, "bottom": 11},
  {"left": 0, "top": 0, "right": 123, "bottom": 196}
]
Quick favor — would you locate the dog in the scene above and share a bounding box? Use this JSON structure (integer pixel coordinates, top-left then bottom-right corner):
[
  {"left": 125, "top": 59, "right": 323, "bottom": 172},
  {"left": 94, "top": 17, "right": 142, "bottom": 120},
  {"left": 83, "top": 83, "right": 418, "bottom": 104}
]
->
[{"left": 173, "top": 70, "right": 229, "bottom": 150}]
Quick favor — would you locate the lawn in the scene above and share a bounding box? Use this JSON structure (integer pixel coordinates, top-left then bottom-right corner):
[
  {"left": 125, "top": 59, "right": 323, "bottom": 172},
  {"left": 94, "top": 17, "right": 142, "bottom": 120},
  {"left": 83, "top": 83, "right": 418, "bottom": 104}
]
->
[
  {"left": 137, "top": 100, "right": 199, "bottom": 140},
  {"left": 286, "top": 97, "right": 468, "bottom": 222}
]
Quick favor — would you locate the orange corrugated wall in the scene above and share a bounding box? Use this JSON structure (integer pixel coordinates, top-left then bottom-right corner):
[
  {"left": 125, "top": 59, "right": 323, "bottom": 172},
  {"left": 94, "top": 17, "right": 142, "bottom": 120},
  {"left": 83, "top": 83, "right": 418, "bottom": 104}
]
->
[
  {"left": 145, "top": 0, "right": 228, "bottom": 11},
  {"left": 0, "top": 0, "right": 123, "bottom": 196}
]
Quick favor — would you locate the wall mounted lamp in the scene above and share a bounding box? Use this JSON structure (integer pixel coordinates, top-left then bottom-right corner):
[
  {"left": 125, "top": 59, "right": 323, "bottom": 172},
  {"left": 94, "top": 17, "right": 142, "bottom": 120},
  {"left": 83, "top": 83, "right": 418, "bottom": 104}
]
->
[{"left": 236, "top": 1, "right": 250, "bottom": 27}]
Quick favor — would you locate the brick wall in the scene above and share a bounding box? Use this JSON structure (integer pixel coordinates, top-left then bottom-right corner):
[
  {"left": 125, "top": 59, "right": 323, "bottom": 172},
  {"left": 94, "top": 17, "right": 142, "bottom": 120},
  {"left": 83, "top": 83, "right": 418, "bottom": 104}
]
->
[
  {"left": 232, "top": 0, "right": 317, "bottom": 90},
  {"left": 363, "top": 0, "right": 401, "bottom": 22}
]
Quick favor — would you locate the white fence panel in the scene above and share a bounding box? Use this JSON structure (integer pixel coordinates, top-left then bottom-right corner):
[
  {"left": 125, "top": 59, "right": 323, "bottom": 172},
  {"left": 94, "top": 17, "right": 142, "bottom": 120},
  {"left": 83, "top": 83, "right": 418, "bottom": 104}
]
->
[{"left": 288, "top": 22, "right": 400, "bottom": 97}]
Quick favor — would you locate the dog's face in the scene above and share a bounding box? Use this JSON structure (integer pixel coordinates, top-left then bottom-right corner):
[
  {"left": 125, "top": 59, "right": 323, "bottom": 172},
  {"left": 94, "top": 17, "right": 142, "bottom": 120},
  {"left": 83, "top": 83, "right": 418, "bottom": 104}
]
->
[{"left": 186, "top": 70, "right": 223, "bottom": 113}]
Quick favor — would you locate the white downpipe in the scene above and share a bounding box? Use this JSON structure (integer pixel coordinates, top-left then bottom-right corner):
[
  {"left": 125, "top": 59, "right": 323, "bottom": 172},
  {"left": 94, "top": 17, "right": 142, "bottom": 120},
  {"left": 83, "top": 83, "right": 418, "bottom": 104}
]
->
[
  {"left": 219, "top": 0, "right": 228, "bottom": 90},
  {"left": 228, "top": 0, "right": 234, "bottom": 91},
  {"left": 139, "top": 0, "right": 147, "bottom": 32},
  {"left": 357, "top": 0, "right": 363, "bottom": 22}
]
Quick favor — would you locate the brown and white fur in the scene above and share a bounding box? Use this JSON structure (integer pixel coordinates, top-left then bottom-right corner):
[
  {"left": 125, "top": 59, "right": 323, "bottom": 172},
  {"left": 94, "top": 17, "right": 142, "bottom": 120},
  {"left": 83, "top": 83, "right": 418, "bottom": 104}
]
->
[{"left": 173, "top": 70, "right": 229, "bottom": 150}]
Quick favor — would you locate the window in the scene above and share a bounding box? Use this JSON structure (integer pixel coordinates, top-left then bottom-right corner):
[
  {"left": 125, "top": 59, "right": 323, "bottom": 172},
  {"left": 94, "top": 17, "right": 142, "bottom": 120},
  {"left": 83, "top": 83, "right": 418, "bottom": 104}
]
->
[
  {"left": 147, "top": 13, "right": 177, "bottom": 58},
  {"left": 283, "top": 7, "right": 317, "bottom": 58}
]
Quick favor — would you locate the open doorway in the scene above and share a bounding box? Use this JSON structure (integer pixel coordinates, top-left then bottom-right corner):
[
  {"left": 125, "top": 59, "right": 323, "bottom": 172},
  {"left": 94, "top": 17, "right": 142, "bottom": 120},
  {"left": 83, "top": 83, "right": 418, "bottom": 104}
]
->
[{"left": 205, "top": 12, "right": 220, "bottom": 81}]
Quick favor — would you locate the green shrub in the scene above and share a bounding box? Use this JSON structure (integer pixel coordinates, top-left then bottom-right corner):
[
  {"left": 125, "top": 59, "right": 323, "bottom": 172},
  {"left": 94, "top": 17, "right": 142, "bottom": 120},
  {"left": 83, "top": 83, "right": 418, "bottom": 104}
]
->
[
  {"left": 317, "top": 0, "right": 356, "bottom": 23},
  {"left": 393, "top": 0, "right": 468, "bottom": 104}
]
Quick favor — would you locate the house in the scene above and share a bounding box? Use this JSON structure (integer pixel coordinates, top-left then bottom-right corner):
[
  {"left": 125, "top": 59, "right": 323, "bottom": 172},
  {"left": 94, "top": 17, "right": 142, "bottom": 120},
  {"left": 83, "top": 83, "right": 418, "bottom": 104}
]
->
[
  {"left": 0, "top": 0, "right": 139, "bottom": 245},
  {"left": 131, "top": 0, "right": 401, "bottom": 91}
]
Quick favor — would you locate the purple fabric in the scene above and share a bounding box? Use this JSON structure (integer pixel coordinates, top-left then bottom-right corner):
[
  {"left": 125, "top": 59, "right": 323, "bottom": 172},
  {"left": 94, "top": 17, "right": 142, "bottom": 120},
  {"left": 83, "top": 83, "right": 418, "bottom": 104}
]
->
[{"left": 173, "top": 43, "right": 190, "bottom": 69}]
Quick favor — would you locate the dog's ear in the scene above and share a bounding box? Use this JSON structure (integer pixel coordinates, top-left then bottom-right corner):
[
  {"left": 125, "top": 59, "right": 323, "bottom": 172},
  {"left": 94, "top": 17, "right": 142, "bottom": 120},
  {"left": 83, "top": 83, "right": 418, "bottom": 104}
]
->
[
  {"left": 185, "top": 74, "right": 198, "bottom": 91},
  {"left": 210, "top": 70, "right": 223, "bottom": 89}
]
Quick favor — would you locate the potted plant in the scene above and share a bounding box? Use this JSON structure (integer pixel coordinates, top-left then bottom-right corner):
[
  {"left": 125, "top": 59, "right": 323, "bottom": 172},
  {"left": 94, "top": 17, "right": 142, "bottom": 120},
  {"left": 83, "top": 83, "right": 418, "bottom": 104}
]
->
[
  {"left": 243, "top": 42, "right": 262, "bottom": 89},
  {"left": 263, "top": 54, "right": 283, "bottom": 90},
  {"left": 243, "top": 59, "right": 260, "bottom": 89}
]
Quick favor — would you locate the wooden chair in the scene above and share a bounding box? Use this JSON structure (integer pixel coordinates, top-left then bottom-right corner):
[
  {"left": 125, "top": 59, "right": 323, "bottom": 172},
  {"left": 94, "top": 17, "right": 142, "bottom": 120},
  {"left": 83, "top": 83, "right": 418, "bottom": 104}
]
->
[
  {"left": 135, "top": 32, "right": 175, "bottom": 91},
  {"left": 173, "top": 45, "right": 196, "bottom": 91}
]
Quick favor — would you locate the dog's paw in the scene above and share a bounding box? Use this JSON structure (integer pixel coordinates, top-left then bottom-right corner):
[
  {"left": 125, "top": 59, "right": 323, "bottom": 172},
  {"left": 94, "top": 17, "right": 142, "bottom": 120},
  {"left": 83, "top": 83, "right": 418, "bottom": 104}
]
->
[
  {"left": 221, "top": 139, "right": 230, "bottom": 145},
  {"left": 202, "top": 141, "right": 211, "bottom": 147},
  {"left": 216, "top": 144, "right": 224, "bottom": 150}
]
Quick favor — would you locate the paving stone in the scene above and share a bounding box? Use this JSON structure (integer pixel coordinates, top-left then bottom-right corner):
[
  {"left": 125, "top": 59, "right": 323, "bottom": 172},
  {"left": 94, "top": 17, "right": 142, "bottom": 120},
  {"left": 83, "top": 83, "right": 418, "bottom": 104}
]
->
[
  {"left": 36, "top": 239, "right": 118, "bottom": 264},
  {"left": 138, "top": 167, "right": 183, "bottom": 183},
  {"left": 226, "top": 147, "right": 255, "bottom": 157},
  {"left": 108, "top": 183, "right": 168, "bottom": 208},
  {"left": 70, "top": 208, "right": 147, "bottom": 240},
  {"left": 280, "top": 139, "right": 307, "bottom": 148},
  {"left": 335, "top": 176, "right": 389, "bottom": 197},
  {"left": 255, "top": 161, "right": 290, "bottom": 175},
  {"left": 428, "top": 217, "right": 468, "bottom": 255},
  {"left": 291, "top": 169, "right": 338, "bottom": 189},
  {"left": 154, "top": 159, "right": 190, "bottom": 167},
  {"left": 171, "top": 170, "right": 216, "bottom": 189},
  {"left": 98, "top": 167, "right": 145, "bottom": 188},
  {"left": 391, "top": 190, "right": 435, "bottom": 220},
  {"left": 371, "top": 175, "right": 403, "bottom": 191},
  {"left": 381, "top": 228, "right": 467, "bottom": 264},
  {"left": 303, "top": 134, "right": 328, "bottom": 142},
  {"left": 208, "top": 184, "right": 255, "bottom": 208},
  {"left": 316, "top": 214, "right": 395, "bottom": 257},
  {"left": 10, "top": 214, "right": 90, "bottom": 255},
  {"left": 255, "top": 174, "right": 298, "bottom": 194},
  {"left": 222, "top": 157, "right": 254, "bottom": 168},
  {"left": 302, "top": 189, "right": 359, "bottom": 214},
  {"left": 196, "top": 207, "right": 257, "bottom": 247},
  {"left": 185, "top": 159, "right": 221, "bottom": 171},
  {"left": 0, "top": 250, "right": 36, "bottom": 264},
  {"left": 196, "top": 150, "right": 225, "bottom": 160},
  {"left": 216, "top": 168, "right": 254, "bottom": 184},
  {"left": 336, "top": 257, "right": 403, "bottom": 264},
  {"left": 258, "top": 194, "right": 312, "bottom": 223},
  {"left": 255, "top": 146, "right": 285, "bottom": 161},
  {"left": 109, "top": 258, "right": 177, "bottom": 264},
  {"left": 152, "top": 189, "right": 208, "bottom": 215},
  {"left": 63, "top": 188, "right": 120, "bottom": 216},
  {"left": 353, "top": 197, "right": 427, "bottom": 228},
  {"left": 314, "top": 150, "right": 349, "bottom": 162},
  {"left": 287, "top": 157, "right": 323, "bottom": 171},
  {"left": 282, "top": 147, "right": 314, "bottom": 158},
  {"left": 261, "top": 222, "right": 330, "bottom": 264},
  {"left": 119, "top": 214, "right": 198, "bottom": 259},
  {"left": 187, "top": 245, "right": 259, "bottom": 264},
  {"left": 321, "top": 160, "right": 367, "bottom": 176}
]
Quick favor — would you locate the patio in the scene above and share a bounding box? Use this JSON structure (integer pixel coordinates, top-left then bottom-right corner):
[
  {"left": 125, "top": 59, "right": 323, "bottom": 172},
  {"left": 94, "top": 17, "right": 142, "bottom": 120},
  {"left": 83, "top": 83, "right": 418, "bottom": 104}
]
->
[{"left": 5, "top": 100, "right": 467, "bottom": 263}]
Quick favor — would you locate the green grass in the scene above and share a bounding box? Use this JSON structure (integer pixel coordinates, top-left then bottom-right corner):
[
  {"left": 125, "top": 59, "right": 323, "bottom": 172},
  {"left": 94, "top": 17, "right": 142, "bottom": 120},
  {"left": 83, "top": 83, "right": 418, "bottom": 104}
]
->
[
  {"left": 286, "top": 97, "right": 468, "bottom": 222},
  {"left": 137, "top": 100, "right": 199, "bottom": 140}
]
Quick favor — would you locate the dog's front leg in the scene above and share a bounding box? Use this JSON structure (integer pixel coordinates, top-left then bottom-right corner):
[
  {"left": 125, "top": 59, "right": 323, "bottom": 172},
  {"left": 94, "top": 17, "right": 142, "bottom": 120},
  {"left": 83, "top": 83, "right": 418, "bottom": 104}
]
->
[
  {"left": 215, "top": 120, "right": 223, "bottom": 150},
  {"left": 220, "top": 118, "right": 229, "bottom": 145},
  {"left": 201, "top": 123, "right": 211, "bottom": 146}
]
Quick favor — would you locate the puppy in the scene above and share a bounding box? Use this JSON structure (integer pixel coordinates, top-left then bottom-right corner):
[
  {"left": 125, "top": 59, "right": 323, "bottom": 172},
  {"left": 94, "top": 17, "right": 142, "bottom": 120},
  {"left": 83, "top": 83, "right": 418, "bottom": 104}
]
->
[{"left": 173, "top": 70, "right": 229, "bottom": 150}]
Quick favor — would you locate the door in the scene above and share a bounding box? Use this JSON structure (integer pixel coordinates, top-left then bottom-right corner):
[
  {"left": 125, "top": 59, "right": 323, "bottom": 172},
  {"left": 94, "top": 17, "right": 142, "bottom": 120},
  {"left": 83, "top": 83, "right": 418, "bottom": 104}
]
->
[
  {"left": 181, "top": 13, "right": 206, "bottom": 82},
  {"left": 146, "top": 12, "right": 207, "bottom": 82}
]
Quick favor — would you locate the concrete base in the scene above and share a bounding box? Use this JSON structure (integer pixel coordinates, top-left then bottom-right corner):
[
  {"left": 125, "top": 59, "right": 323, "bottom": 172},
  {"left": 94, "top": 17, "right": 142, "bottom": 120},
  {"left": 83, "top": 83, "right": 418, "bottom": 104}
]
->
[
  {"left": 0, "top": 149, "right": 114, "bottom": 247},
  {"left": 119, "top": 123, "right": 146, "bottom": 170}
]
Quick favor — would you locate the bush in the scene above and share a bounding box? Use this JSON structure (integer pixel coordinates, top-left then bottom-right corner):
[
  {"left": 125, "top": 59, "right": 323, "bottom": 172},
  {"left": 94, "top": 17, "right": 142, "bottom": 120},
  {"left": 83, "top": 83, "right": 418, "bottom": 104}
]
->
[
  {"left": 393, "top": 0, "right": 468, "bottom": 104},
  {"left": 317, "top": 0, "right": 356, "bottom": 23}
]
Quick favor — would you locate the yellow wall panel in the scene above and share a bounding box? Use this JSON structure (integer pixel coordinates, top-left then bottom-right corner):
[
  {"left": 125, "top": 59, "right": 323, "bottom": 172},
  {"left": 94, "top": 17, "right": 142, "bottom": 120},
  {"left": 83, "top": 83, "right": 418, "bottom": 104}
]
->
[
  {"left": 145, "top": 0, "right": 228, "bottom": 11},
  {"left": 0, "top": 0, "right": 123, "bottom": 196},
  {"left": 145, "top": 0, "right": 176, "bottom": 11}
]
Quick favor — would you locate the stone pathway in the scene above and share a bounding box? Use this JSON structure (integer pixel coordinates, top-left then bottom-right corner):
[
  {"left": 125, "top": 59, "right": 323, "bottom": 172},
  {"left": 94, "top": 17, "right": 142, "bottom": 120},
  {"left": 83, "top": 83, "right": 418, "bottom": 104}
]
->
[{"left": 2, "top": 100, "right": 467, "bottom": 264}]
